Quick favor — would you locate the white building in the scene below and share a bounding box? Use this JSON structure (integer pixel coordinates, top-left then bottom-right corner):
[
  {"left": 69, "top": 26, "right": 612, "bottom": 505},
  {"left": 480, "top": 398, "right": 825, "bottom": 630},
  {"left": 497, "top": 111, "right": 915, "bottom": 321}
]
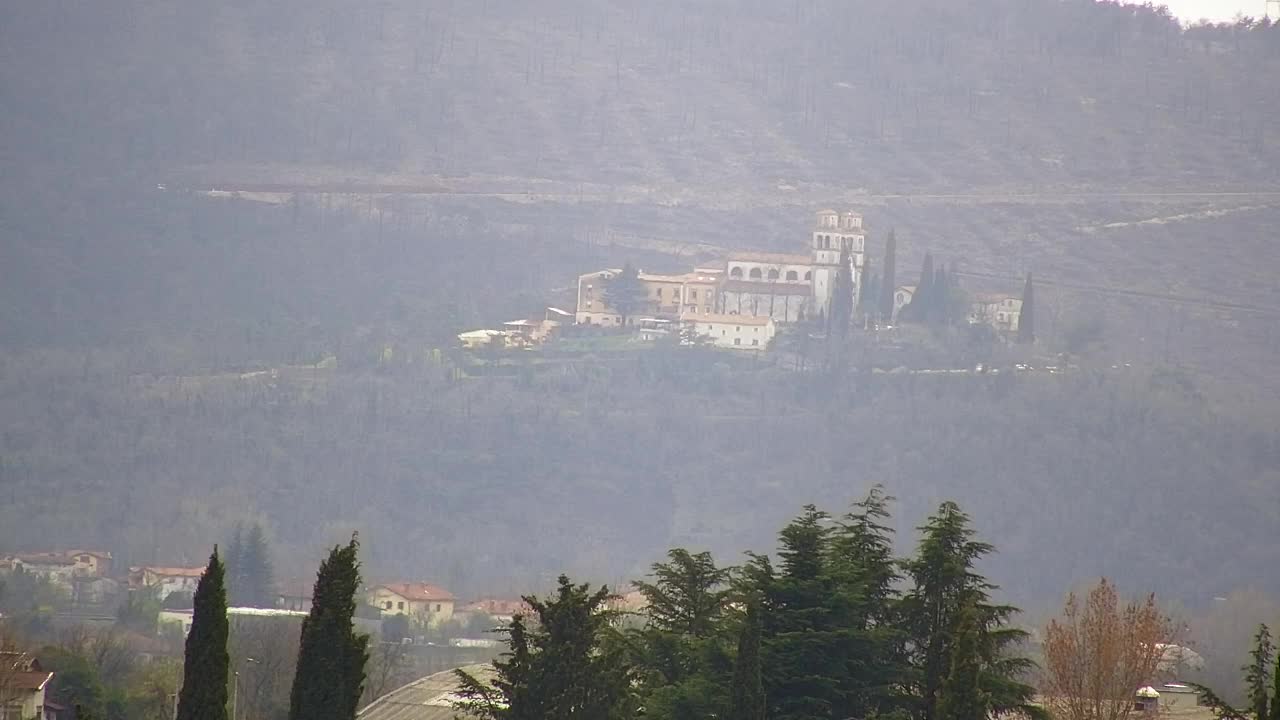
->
[
  {"left": 576, "top": 210, "right": 866, "bottom": 328},
  {"left": 680, "top": 312, "right": 776, "bottom": 350},
  {"left": 968, "top": 293, "right": 1023, "bottom": 334}
]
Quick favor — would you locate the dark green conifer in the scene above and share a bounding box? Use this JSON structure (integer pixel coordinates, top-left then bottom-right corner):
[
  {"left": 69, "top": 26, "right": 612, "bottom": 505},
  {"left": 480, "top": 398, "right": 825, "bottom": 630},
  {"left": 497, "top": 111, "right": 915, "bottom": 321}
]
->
[
  {"left": 879, "top": 230, "right": 898, "bottom": 323},
  {"left": 1268, "top": 648, "right": 1280, "bottom": 720},
  {"left": 288, "top": 535, "right": 369, "bottom": 720},
  {"left": 901, "top": 253, "right": 934, "bottom": 323},
  {"left": 604, "top": 262, "right": 648, "bottom": 327},
  {"left": 1245, "top": 624, "right": 1272, "bottom": 720},
  {"left": 729, "top": 599, "right": 766, "bottom": 720},
  {"left": 902, "top": 502, "right": 1038, "bottom": 720},
  {"left": 936, "top": 601, "right": 988, "bottom": 720},
  {"left": 239, "top": 524, "right": 275, "bottom": 608},
  {"left": 1017, "top": 273, "right": 1035, "bottom": 343},
  {"left": 454, "top": 576, "right": 635, "bottom": 720},
  {"left": 176, "top": 548, "right": 229, "bottom": 720}
]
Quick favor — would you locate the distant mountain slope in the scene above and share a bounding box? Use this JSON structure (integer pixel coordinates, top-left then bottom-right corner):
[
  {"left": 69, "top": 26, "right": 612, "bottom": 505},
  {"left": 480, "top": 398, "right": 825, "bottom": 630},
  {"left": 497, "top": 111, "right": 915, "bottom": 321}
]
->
[{"left": 3, "top": 0, "right": 1279, "bottom": 191}]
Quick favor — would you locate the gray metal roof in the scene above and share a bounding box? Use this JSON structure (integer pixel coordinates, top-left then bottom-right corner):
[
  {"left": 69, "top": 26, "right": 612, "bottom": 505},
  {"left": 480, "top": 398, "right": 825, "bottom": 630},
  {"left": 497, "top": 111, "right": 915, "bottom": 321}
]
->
[{"left": 357, "top": 665, "right": 493, "bottom": 720}]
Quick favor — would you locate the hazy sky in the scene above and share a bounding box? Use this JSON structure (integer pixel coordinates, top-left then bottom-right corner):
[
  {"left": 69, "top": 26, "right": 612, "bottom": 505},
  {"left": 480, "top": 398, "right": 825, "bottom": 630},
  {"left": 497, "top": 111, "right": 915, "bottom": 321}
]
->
[{"left": 1161, "top": 0, "right": 1274, "bottom": 21}]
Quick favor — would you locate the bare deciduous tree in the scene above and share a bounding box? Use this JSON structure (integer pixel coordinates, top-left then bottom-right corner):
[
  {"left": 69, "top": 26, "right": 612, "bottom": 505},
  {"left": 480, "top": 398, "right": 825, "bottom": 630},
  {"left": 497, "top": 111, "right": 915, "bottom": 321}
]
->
[{"left": 1042, "top": 578, "right": 1172, "bottom": 720}]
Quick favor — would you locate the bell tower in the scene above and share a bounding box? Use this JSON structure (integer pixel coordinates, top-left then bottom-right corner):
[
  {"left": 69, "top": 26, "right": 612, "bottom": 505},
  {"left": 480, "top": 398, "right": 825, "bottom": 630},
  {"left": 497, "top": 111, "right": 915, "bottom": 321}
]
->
[{"left": 810, "top": 209, "right": 866, "bottom": 319}]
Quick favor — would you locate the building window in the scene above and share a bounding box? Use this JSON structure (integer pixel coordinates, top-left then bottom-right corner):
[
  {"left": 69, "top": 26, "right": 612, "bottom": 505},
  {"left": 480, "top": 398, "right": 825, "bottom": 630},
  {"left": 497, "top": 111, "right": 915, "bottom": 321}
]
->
[
  {"left": 730, "top": 266, "right": 743, "bottom": 278},
  {"left": 384, "top": 601, "right": 392, "bottom": 610},
  {"left": 752, "top": 339, "right": 759, "bottom": 346},
  {"left": 436, "top": 604, "right": 442, "bottom": 612},
  {"left": 690, "top": 289, "right": 697, "bottom": 301},
  {"left": 749, "top": 268, "right": 763, "bottom": 280},
  {"left": 786, "top": 270, "right": 798, "bottom": 281},
  {"left": 397, "top": 601, "right": 405, "bottom": 610},
  {"left": 656, "top": 288, "right": 663, "bottom": 298},
  {"left": 805, "top": 271, "right": 812, "bottom": 280},
  {"left": 734, "top": 338, "right": 741, "bottom": 345},
  {"left": 768, "top": 269, "right": 780, "bottom": 280}
]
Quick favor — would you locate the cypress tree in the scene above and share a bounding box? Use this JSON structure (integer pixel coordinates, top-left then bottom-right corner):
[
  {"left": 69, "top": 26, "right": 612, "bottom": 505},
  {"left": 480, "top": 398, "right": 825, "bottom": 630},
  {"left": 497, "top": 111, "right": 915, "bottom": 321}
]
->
[
  {"left": 288, "top": 535, "right": 369, "bottom": 720},
  {"left": 933, "top": 264, "right": 950, "bottom": 325},
  {"left": 901, "top": 253, "right": 933, "bottom": 323},
  {"left": 729, "top": 600, "right": 766, "bottom": 720},
  {"left": 240, "top": 524, "right": 275, "bottom": 608},
  {"left": 1017, "top": 273, "right": 1035, "bottom": 344},
  {"left": 936, "top": 602, "right": 988, "bottom": 720},
  {"left": 176, "top": 548, "right": 229, "bottom": 720},
  {"left": 857, "top": 255, "right": 874, "bottom": 326},
  {"left": 225, "top": 526, "right": 245, "bottom": 606},
  {"left": 1244, "top": 624, "right": 1272, "bottom": 720},
  {"left": 878, "top": 230, "right": 898, "bottom": 323}
]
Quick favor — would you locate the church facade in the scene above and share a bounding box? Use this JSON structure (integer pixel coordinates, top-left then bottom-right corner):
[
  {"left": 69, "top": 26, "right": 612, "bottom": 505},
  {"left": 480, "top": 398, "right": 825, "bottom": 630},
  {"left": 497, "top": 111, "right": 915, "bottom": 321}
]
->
[{"left": 575, "top": 209, "right": 866, "bottom": 327}]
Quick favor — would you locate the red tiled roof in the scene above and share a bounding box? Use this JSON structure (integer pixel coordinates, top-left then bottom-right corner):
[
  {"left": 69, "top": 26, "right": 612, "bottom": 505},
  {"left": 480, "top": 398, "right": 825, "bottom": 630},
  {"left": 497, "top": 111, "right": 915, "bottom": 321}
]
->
[
  {"left": 377, "top": 583, "right": 455, "bottom": 602},
  {"left": 727, "top": 251, "right": 812, "bottom": 265},
  {"left": 461, "top": 598, "right": 531, "bottom": 616},
  {"left": 7, "top": 671, "right": 53, "bottom": 691},
  {"left": 143, "top": 566, "right": 206, "bottom": 578},
  {"left": 722, "top": 279, "right": 812, "bottom": 297},
  {"left": 12, "top": 553, "right": 76, "bottom": 566}
]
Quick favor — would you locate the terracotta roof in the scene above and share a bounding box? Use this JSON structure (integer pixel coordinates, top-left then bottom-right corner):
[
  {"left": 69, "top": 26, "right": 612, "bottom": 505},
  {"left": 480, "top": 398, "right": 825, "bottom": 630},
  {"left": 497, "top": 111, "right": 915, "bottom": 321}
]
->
[
  {"left": 460, "top": 598, "right": 531, "bottom": 616},
  {"left": 971, "top": 293, "right": 1020, "bottom": 304},
  {"left": 143, "top": 566, "right": 206, "bottom": 578},
  {"left": 377, "top": 583, "right": 455, "bottom": 602},
  {"left": 13, "top": 553, "right": 76, "bottom": 566},
  {"left": 727, "top": 251, "right": 812, "bottom": 265},
  {"left": 681, "top": 312, "right": 773, "bottom": 326},
  {"left": 7, "top": 671, "right": 53, "bottom": 691},
  {"left": 721, "top": 279, "right": 812, "bottom": 297}
]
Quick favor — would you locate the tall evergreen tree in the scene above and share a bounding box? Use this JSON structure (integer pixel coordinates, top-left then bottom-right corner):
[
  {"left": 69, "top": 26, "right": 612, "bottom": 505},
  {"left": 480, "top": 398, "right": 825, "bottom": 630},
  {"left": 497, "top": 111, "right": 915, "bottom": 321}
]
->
[
  {"left": 933, "top": 265, "right": 950, "bottom": 325},
  {"left": 729, "top": 599, "right": 766, "bottom": 720},
  {"left": 1244, "top": 624, "right": 1272, "bottom": 720},
  {"left": 225, "top": 526, "right": 245, "bottom": 606},
  {"left": 604, "top": 262, "right": 648, "bottom": 327},
  {"left": 879, "top": 230, "right": 898, "bottom": 322},
  {"left": 901, "top": 253, "right": 934, "bottom": 323},
  {"left": 936, "top": 601, "right": 988, "bottom": 720},
  {"left": 1017, "top": 273, "right": 1035, "bottom": 344},
  {"left": 857, "top": 255, "right": 874, "bottom": 326},
  {"left": 1268, "top": 647, "right": 1280, "bottom": 720},
  {"left": 632, "top": 549, "right": 734, "bottom": 720},
  {"left": 176, "top": 549, "right": 229, "bottom": 720},
  {"left": 902, "top": 502, "right": 1039, "bottom": 720},
  {"left": 454, "top": 576, "right": 636, "bottom": 720},
  {"left": 239, "top": 524, "right": 275, "bottom": 608},
  {"left": 827, "top": 487, "right": 909, "bottom": 719},
  {"left": 828, "top": 246, "right": 855, "bottom": 340},
  {"left": 761, "top": 506, "right": 841, "bottom": 720},
  {"left": 288, "top": 535, "right": 369, "bottom": 720}
]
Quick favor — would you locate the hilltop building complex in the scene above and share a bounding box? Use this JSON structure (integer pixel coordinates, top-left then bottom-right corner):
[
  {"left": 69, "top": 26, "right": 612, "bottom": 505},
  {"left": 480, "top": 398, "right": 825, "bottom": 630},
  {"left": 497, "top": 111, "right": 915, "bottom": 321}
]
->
[{"left": 575, "top": 209, "right": 865, "bottom": 329}]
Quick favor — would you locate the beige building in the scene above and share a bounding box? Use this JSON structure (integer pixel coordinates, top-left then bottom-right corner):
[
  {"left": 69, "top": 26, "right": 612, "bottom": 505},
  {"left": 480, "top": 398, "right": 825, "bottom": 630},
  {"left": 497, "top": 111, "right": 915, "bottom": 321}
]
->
[
  {"left": 369, "top": 582, "right": 456, "bottom": 627},
  {"left": 0, "top": 653, "right": 54, "bottom": 720},
  {"left": 575, "top": 269, "right": 721, "bottom": 326},
  {"left": 575, "top": 210, "right": 866, "bottom": 328},
  {"left": 969, "top": 293, "right": 1023, "bottom": 334},
  {"left": 892, "top": 285, "right": 916, "bottom": 320},
  {"left": 140, "top": 566, "right": 205, "bottom": 601},
  {"left": 681, "top": 312, "right": 776, "bottom": 350}
]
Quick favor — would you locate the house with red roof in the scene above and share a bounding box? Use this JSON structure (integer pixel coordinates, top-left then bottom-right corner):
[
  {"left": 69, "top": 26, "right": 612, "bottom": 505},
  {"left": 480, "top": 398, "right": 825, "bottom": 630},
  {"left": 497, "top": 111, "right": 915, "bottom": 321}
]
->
[
  {"left": 367, "top": 583, "right": 455, "bottom": 627},
  {"left": 0, "top": 652, "right": 56, "bottom": 720}
]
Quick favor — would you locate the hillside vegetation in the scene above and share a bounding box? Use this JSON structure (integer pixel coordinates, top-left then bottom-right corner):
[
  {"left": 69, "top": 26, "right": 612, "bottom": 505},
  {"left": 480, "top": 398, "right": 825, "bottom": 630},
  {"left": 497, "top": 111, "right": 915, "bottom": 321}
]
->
[{"left": 1, "top": 0, "right": 1279, "bottom": 614}]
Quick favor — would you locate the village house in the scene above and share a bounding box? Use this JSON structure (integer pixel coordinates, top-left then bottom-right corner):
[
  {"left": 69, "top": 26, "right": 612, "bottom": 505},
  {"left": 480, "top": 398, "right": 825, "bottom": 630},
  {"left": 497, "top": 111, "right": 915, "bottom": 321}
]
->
[
  {"left": 0, "top": 653, "right": 56, "bottom": 720},
  {"left": 680, "top": 312, "right": 776, "bottom": 350},
  {"left": 968, "top": 293, "right": 1023, "bottom": 334},
  {"left": 455, "top": 598, "right": 532, "bottom": 624},
  {"left": 368, "top": 583, "right": 456, "bottom": 627},
  {"left": 136, "top": 566, "right": 205, "bottom": 601},
  {"left": 575, "top": 210, "right": 866, "bottom": 328}
]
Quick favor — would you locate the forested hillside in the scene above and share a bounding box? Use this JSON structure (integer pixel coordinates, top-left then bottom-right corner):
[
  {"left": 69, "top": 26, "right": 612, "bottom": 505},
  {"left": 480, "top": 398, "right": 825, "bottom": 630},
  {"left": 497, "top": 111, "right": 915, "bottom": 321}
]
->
[
  {"left": 1, "top": 0, "right": 1279, "bottom": 611},
  {"left": 2, "top": 0, "right": 1279, "bottom": 190}
]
